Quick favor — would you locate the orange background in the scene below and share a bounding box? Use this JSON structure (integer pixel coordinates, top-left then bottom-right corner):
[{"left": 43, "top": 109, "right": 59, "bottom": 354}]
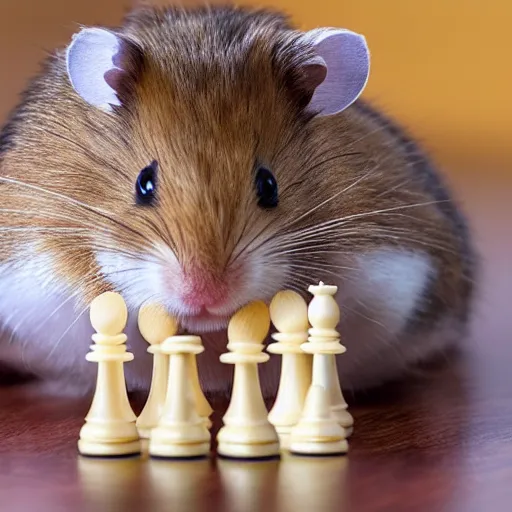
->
[{"left": 0, "top": 0, "right": 509, "bottom": 173}]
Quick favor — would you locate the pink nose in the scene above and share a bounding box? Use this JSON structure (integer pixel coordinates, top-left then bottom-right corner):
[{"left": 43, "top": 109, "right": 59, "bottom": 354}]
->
[{"left": 180, "top": 272, "right": 228, "bottom": 310}]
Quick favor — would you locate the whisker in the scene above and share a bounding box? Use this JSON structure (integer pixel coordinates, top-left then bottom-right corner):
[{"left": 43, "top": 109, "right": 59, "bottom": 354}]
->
[
  {"left": 283, "top": 166, "right": 377, "bottom": 232},
  {"left": 279, "top": 199, "right": 449, "bottom": 243},
  {"left": 0, "top": 176, "right": 158, "bottom": 246},
  {"left": 43, "top": 304, "right": 91, "bottom": 362}
]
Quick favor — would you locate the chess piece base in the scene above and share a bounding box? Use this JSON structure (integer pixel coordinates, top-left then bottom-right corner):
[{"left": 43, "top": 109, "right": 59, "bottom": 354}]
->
[
  {"left": 289, "top": 439, "right": 348, "bottom": 456},
  {"left": 217, "top": 439, "right": 280, "bottom": 459},
  {"left": 149, "top": 441, "right": 210, "bottom": 459},
  {"left": 78, "top": 438, "right": 141, "bottom": 457},
  {"left": 149, "top": 424, "right": 210, "bottom": 459},
  {"left": 216, "top": 416, "right": 280, "bottom": 459}
]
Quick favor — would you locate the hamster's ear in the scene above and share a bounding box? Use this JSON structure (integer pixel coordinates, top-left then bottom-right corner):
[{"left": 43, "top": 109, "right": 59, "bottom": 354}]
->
[
  {"left": 301, "top": 28, "right": 370, "bottom": 116},
  {"left": 66, "top": 27, "right": 140, "bottom": 112}
]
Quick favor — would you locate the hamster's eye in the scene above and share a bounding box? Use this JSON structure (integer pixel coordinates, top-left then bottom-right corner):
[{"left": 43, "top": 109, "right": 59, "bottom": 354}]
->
[
  {"left": 136, "top": 160, "right": 158, "bottom": 206},
  {"left": 255, "top": 166, "right": 278, "bottom": 209}
]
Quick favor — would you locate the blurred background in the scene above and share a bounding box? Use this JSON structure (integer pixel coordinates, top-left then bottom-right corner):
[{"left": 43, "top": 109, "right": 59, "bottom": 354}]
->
[
  {"left": 0, "top": 0, "right": 509, "bottom": 173},
  {"left": 0, "top": 1, "right": 510, "bottom": 339}
]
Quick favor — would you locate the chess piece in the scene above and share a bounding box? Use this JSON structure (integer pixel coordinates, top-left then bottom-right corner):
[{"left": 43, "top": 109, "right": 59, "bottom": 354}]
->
[
  {"left": 306, "top": 282, "right": 354, "bottom": 436},
  {"left": 149, "top": 334, "right": 211, "bottom": 459},
  {"left": 188, "top": 345, "right": 214, "bottom": 430},
  {"left": 289, "top": 385, "right": 348, "bottom": 455},
  {"left": 289, "top": 282, "right": 350, "bottom": 455},
  {"left": 217, "top": 301, "right": 280, "bottom": 459},
  {"left": 267, "top": 290, "right": 312, "bottom": 449},
  {"left": 78, "top": 292, "right": 141, "bottom": 457},
  {"left": 136, "top": 303, "right": 179, "bottom": 438}
]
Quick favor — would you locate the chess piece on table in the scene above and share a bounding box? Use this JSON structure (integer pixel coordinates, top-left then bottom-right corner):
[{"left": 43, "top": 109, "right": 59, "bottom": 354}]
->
[
  {"left": 188, "top": 342, "right": 214, "bottom": 430},
  {"left": 149, "top": 334, "right": 211, "bottom": 459},
  {"left": 136, "top": 303, "right": 179, "bottom": 438},
  {"left": 217, "top": 301, "right": 280, "bottom": 459},
  {"left": 289, "top": 384, "right": 348, "bottom": 455},
  {"left": 289, "top": 282, "right": 350, "bottom": 455},
  {"left": 267, "top": 290, "right": 312, "bottom": 449},
  {"left": 78, "top": 292, "right": 141, "bottom": 457},
  {"left": 306, "top": 282, "right": 354, "bottom": 436}
]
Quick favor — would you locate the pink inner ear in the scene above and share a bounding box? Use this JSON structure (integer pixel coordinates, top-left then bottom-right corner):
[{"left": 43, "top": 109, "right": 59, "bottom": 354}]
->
[
  {"left": 104, "top": 68, "right": 126, "bottom": 93},
  {"left": 302, "top": 58, "right": 328, "bottom": 92}
]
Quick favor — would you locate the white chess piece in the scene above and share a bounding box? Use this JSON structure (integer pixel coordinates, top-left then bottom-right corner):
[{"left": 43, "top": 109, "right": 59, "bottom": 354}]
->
[
  {"left": 217, "top": 301, "right": 280, "bottom": 459},
  {"left": 136, "top": 303, "right": 179, "bottom": 438},
  {"left": 188, "top": 346, "right": 214, "bottom": 430},
  {"left": 289, "top": 282, "right": 351, "bottom": 455},
  {"left": 289, "top": 385, "right": 348, "bottom": 455},
  {"left": 78, "top": 292, "right": 141, "bottom": 457},
  {"left": 267, "top": 290, "right": 312, "bottom": 449},
  {"left": 306, "top": 282, "right": 354, "bottom": 436},
  {"left": 149, "top": 335, "right": 211, "bottom": 459}
]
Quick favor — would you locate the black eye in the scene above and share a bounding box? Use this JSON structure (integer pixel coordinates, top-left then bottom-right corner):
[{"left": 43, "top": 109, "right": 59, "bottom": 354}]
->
[
  {"left": 255, "top": 166, "right": 278, "bottom": 208},
  {"left": 136, "top": 160, "right": 158, "bottom": 205}
]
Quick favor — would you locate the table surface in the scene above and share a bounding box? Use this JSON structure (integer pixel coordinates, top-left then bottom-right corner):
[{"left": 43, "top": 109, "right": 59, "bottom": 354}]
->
[{"left": 0, "top": 172, "right": 510, "bottom": 512}]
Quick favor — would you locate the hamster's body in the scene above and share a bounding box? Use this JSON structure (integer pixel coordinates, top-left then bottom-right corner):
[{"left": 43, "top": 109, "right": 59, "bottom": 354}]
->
[{"left": 0, "top": 5, "right": 476, "bottom": 395}]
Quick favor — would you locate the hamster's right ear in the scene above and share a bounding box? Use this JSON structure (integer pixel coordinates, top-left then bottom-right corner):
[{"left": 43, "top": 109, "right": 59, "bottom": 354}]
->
[{"left": 66, "top": 27, "right": 142, "bottom": 112}]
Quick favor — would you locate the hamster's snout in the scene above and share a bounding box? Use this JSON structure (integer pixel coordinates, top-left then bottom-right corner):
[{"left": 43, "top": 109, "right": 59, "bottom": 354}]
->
[
  {"left": 179, "top": 269, "right": 229, "bottom": 311},
  {"left": 159, "top": 261, "right": 248, "bottom": 333}
]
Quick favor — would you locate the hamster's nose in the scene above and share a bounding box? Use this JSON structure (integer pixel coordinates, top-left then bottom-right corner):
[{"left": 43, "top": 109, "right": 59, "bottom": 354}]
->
[{"left": 180, "top": 271, "right": 228, "bottom": 310}]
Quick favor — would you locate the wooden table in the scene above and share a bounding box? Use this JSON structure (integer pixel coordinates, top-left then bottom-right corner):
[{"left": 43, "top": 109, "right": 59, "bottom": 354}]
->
[{"left": 0, "top": 172, "right": 510, "bottom": 512}]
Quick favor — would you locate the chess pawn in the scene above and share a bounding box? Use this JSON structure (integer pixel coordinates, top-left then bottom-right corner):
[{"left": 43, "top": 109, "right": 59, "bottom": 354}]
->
[
  {"left": 217, "top": 301, "right": 280, "bottom": 459},
  {"left": 307, "top": 282, "right": 354, "bottom": 436},
  {"left": 149, "top": 335, "right": 211, "bottom": 459},
  {"left": 78, "top": 292, "right": 141, "bottom": 457},
  {"left": 267, "top": 291, "right": 312, "bottom": 448},
  {"left": 136, "top": 303, "right": 179, "bottom": 438}
]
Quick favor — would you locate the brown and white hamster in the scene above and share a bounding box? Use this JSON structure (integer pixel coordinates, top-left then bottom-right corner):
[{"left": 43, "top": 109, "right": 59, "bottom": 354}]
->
[{"left": 0, "top": 4, "right": 476, "bottom": 395}]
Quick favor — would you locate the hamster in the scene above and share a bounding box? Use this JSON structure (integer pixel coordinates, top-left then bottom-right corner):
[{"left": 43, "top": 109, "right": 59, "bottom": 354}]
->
[{"left": 0, "top": 4, "right": 476, "bottom": 396}]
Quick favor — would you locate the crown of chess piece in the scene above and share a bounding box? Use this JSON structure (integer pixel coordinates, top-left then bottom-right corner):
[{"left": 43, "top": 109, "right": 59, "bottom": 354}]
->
[
  {"left": 217, "top": 301, "right": 280, "bottom": 459},
  {"left": 136, "top": 303, "right": 179, "bottom": 438},
  {"left": 267, "top": 290, "right": 312, "bottom": 448},
  {"left": 306, "top": 281, "right": 354, "bottom": 436},
  {"left": 149, "top": 333, "right": 211, "bottom": 459},
  {"left": 78, "top": 291, "right": 141, "bottom": 457}
]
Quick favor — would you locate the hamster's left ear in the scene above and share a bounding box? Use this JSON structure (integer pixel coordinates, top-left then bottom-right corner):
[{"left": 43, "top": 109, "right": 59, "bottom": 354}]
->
[
  {"left": 66, "top": 27, "right": 141, "bottom": 112},
  {"left": 300, "top": 28, "right": 370, "bottom": 117}
]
